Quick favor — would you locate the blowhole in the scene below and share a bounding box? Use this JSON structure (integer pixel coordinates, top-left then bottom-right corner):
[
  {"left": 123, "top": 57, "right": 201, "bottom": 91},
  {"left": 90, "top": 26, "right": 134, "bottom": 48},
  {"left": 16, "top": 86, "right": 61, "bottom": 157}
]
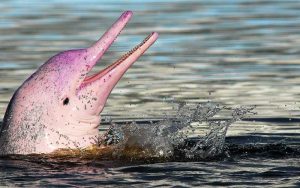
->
[{"left": 63, "top": 98, "right": 69, "bottom": 105}]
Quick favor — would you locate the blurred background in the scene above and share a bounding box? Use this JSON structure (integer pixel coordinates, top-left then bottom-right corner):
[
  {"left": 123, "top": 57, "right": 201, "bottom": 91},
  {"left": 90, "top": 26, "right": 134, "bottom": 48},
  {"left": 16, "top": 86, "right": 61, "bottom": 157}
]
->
[{"left": 0, "top": 0, "right": 300, "bottom": 121}]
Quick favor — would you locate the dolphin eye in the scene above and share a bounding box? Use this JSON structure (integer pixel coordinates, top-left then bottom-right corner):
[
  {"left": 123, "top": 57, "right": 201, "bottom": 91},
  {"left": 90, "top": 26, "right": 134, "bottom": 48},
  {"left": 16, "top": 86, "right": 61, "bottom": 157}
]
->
[{"left": 63, "top": 98, "right": 69, "bottom": 105}]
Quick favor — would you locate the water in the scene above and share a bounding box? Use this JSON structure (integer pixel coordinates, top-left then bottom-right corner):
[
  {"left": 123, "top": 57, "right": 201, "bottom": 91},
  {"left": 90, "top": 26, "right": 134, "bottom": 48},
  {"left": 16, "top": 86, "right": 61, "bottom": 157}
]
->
[{"left": 1, "top": 0, "right": 300, "bottom": 187}]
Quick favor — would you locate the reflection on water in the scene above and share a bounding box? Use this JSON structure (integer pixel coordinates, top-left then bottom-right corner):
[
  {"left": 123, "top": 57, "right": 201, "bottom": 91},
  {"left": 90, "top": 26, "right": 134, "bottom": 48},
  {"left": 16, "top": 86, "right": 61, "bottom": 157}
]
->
[
  {"left": 1, "top": 157, "right": 299, "bottom": 187},
  {"left": 0, "top": 0, "right": 300, "bottom": 187}
]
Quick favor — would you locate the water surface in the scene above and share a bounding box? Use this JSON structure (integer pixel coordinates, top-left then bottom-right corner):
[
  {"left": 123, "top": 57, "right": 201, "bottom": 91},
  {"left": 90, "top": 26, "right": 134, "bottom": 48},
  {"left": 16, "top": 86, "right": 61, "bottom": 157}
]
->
[{"left": 0, "top": 0, "right": 300, "bottom": 187}]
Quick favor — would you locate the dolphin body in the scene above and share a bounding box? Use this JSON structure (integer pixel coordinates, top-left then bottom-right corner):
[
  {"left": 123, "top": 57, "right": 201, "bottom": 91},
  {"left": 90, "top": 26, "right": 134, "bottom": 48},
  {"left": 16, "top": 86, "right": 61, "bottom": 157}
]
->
[{"left": 0, "top": 11, "right": 158, "bottom": 155}]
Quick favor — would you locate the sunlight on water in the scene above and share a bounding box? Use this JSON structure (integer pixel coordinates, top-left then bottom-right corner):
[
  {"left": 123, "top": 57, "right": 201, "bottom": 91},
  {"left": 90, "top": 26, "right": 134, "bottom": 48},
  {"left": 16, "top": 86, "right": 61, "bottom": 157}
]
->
[{"left": 0, "top": 0, "right": 300, "bottom": 187}]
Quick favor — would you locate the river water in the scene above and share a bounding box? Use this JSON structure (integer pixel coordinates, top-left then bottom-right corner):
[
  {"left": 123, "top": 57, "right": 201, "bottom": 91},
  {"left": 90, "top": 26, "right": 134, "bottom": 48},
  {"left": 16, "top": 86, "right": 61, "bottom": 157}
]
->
[{"left": 0, "top": 0, "right": 300, "bottom": 187}]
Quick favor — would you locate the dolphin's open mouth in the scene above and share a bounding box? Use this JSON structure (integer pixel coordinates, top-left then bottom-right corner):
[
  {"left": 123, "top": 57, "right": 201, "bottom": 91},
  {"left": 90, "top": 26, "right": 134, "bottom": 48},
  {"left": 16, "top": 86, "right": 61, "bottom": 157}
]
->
[
  {"left": 78, "top": 10, "right": 158, "bottom": 88},
  {"left": 82, "top": 32, "right": 157, "bottom": 86},
  {"left": 76, "top": 11, "right": 158, "bottom": 115}
]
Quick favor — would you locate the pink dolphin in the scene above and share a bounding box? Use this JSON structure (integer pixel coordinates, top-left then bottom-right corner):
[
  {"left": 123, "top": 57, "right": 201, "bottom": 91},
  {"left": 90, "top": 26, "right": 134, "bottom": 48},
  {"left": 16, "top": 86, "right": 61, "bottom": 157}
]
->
[{"left": 0, "top": 11, "right": 158, "bottom": 155}]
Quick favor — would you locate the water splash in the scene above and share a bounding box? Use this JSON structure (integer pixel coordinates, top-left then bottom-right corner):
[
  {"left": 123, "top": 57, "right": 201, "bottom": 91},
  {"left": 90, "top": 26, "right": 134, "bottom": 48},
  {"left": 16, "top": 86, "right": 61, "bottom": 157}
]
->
[{"left": 102, "top": 102, "right": 256, "bottom": 160}]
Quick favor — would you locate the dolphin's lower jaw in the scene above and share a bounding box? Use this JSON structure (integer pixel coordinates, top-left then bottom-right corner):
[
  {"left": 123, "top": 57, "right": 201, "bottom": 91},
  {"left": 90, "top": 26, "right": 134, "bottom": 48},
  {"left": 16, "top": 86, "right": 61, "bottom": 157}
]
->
[{"left": 0, "top": 11, "right": 158, "bottom": 155}]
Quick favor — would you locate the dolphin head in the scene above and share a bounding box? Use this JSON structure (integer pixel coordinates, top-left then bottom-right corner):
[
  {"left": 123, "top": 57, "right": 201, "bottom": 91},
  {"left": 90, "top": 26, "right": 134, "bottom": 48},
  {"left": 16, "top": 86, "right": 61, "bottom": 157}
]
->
[{"left": 0, "top": 11, "right": 158, "bottom": 155}]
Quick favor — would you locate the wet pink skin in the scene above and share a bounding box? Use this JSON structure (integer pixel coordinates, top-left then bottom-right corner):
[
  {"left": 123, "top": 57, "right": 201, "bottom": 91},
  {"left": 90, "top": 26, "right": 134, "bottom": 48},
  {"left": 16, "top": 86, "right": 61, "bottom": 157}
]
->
[{"left": 0, "top": 11, "right": 158, "bottom": 155}]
